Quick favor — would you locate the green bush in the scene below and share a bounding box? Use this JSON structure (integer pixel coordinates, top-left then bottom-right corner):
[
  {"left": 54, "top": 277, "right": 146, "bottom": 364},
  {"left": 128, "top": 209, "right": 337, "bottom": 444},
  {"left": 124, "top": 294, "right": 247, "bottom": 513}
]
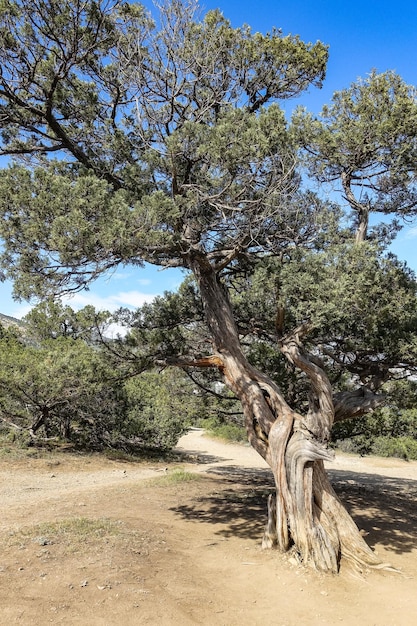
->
[
  {"left": 371, "top": 436, "right": 417, "bottom": 461},
  {"left": 201, "top": 417, "right": 247, "bottom": 443},
  {"left": 332, "top": 401, "right": 417, "bottom": 459},
  {"left": 123, "top": 369, "right": 205, "bottom": 450}
]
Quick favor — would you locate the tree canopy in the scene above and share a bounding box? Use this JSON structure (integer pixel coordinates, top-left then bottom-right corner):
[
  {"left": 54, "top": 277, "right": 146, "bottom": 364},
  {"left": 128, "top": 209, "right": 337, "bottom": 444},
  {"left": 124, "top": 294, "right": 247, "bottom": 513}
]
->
[
  {"left": 293, "top": 71, "right": 417, "bottom": 241},
  {"left": 0, "top": 0, "right": 328, "bottom": 297}
]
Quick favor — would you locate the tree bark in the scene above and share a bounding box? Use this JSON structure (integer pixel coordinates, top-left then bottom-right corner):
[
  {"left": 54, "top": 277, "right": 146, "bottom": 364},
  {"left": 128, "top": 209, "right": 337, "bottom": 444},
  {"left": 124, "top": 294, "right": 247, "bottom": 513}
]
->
[
  {"left": 341, "top": 171, "right": 369, "bottom": 243},
  {"left": 189, "top": 252, "right": 387, "bottom": 573}
]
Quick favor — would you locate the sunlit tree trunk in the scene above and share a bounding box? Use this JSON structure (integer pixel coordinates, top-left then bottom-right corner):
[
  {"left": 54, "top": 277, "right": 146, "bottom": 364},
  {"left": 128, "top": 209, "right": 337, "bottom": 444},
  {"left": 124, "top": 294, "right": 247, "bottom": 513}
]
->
[
  {"left": 190, "top": 253, "right": 385, "bottom": 572},
  {"left": 341, "top": 171, "right": 369, "bottom": 243}
]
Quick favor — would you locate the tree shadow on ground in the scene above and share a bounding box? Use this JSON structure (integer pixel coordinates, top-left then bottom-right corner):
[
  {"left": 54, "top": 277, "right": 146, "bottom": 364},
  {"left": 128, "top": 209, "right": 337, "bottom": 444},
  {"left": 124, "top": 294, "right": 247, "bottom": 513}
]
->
[
  {"left": 328, "top": 469, "right": 417, "bottom": 555},
  {"left": 172, "top": 465, "right": 274, "bottom": 540},
  {"left": 173, "top": 450, "right": 232, "bottom": 465},
  {"left": 171, "top": 464, "right": 417, "bottom": 556}
]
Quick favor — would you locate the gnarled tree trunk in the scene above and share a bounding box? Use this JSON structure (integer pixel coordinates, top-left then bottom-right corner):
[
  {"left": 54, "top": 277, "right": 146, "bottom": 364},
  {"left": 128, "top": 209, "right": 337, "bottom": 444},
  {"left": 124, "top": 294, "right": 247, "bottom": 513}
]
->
[{"left": 189, "top": 252, "right": 386, "bottom": 573}]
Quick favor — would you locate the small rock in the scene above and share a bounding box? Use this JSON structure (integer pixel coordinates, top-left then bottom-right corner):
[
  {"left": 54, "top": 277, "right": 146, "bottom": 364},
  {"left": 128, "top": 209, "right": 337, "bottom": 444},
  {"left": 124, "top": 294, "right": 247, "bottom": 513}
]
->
[{"left": 34, "top": 536, "right": 52, "bottom": 546}]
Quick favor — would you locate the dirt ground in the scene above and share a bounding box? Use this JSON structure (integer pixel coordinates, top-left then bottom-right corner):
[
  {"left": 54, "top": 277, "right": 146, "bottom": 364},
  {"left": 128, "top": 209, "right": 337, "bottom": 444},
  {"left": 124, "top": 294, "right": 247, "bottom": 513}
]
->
[{"left": 0, "top": 429, "right": 416, "bottom": 626}]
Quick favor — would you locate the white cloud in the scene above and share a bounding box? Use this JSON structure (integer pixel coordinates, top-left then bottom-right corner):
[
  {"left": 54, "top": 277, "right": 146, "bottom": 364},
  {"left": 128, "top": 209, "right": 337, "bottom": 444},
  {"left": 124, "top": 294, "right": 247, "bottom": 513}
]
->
[
  {"left": 8, "top": 302, "right": 33, "bottom": 320},
  {"left": 107, "top": 271, "right": 133, "bottom": 281},
  {"left": 62, "top": 289, "right": 157, "bottom": 312},
  {"left": 112, "top": 290, "right": 157, "bottom": 307},
  {"left": 404, "top": 226, "right": 417, "bottom": 240}
]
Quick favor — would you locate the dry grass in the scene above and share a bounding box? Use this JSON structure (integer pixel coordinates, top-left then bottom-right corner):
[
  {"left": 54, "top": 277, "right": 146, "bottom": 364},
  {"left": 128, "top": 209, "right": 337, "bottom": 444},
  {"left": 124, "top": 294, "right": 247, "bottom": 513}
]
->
[
  {"left": 7, "top": 517, "right": 123, "bottom": 551},
  {"left": 146, "top": 467, "right": 203, "bottom": 486}
]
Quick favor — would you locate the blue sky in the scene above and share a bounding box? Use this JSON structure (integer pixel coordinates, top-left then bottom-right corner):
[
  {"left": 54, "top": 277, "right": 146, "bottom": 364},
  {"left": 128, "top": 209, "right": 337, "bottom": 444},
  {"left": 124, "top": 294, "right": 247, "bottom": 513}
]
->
[{"left": 1, "top": 0, "right": 417, "bottom": 319}]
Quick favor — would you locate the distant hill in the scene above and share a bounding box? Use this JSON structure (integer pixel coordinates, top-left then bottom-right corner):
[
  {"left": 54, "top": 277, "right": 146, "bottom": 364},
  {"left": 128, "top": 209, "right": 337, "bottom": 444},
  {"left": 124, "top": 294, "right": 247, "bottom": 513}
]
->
[{"left": 0, "top": 312, "right": 24, "bottom": 329}]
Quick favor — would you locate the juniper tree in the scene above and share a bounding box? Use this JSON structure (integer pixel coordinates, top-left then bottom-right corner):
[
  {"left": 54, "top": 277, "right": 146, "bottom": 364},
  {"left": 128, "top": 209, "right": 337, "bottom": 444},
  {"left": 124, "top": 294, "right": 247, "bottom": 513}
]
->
[
  {"left": 1, "top": 0, "right": 416, "bottom": 572},
  {"left": 293, "top": 71, "right": 417, "bottom": 242}
]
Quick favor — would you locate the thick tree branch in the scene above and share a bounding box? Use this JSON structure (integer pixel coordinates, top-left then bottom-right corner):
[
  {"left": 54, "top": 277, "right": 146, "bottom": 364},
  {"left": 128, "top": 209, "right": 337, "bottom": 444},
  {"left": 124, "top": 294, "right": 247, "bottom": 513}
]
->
[
  {"left": 155, "top": 354, "right": 225, "bottom": 371},
  {"left": 333, "top": 388, "right": 385, "bottom": 422},
  {"left": 279, "top": 323, "right": 334, "bottom": 439}
]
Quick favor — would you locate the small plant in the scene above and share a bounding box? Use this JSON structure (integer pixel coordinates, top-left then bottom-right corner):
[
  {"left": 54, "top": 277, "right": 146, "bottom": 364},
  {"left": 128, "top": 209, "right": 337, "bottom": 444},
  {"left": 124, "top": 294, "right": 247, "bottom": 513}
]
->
[
  {"left": 0, "top": 431, "right": 43, "bottom": 459},
  {"left": 8, "top": 517, "right": 122, "bottom": 547},
  {"left": 147, "top": 468, "right": 202, "bottom": 486}
]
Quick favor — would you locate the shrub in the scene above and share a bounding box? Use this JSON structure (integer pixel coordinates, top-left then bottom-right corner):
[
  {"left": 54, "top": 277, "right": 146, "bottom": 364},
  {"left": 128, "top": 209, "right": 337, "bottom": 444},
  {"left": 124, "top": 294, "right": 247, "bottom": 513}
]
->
[
  {"left": 371, "top": 436, "right": 417, "bottom": 461},
  {"left": 202, "top": 417, "right": 247, "bottom": 443},
  {"left": 332, "top": 403, "right": 417, "bottom": 458},
  {"left": 123, "top": 369, "right": 204, "bottom": 450}
]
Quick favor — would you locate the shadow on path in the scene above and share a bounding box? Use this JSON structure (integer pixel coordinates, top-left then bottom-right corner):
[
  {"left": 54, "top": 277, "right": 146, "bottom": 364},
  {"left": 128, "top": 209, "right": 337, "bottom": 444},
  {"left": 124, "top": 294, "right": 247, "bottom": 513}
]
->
[
  {"left": 328, "top": 469, "right": 417, "bottom": 555},
  {"left": 173, "top": 449, "right": 232, "bottom": 465},
  {"left": 171, "top": 464, "right": 417, "bottom": 555},
  {"left": 172, "top": 465, "right": 274, "bottom": 540}
]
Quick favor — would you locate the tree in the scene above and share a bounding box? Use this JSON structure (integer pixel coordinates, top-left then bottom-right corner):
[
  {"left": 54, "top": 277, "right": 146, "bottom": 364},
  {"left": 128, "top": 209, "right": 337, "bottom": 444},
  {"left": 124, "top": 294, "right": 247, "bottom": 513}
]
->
[
  {"left": 0, "top": 303, "right": 197, "bottom": 449},
  {"left": 23, "top": 299, "right": 111, "bottom": 342},
  {"left": 0, "top": 0, "right": 414, "bottom": 572},
  {"left": 0, "top": 326, "right": 126, "bottom": 444},
  {"left": 293, "top": 71, "right": 417, "bottom": 242},
  {"left": 123, "top": 368, "right": 206, "bottom": 450}
]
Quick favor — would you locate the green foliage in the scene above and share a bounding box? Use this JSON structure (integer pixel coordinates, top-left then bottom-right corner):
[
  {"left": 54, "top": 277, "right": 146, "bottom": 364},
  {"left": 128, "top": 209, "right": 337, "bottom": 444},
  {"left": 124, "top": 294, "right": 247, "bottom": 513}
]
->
[
  {"left": 280, "top": 245, "right": 417, "bottom": 385},
  {"left": 295, "top": 71, "right": 417, "bottom": 179},
  {"left": 23, "top": 300, "right": 111, "bottom": 342},
  {"left": 0, "top": 326, "right": 126, "bottom": 445},
  {"left": 0, "top": 166, "right": 144, "bottom": 298},
  {"left": 119, "top": 277, "right": 205, "bottom": 359},
  {"left": 0, "top": 0, "right": 329, "bottom": 298},
  {"left": 0, "top": 0, "right": 417, "bottom": 464},
  {"left": 333, "top": 388, "right": 417, "bottom": 459},
  {"left": 336, "top": 434, "right": 417, "bottom": 461},
  {"left": 202, "top": 417, "right": 247, "bottom": 443},
  {"left": 0, "top": 306, "right": 204, "bottom": 452},
  {"left": 123, "top": 369, "right": 205, "bottom": 450},
  {"left": 293, "top": 71, "right": 417, "bottom": 240},
  {"left": 224, "top": 242, "right": 417, "bottom": 400},
  {"left": 371, "top": 437, "right": 417, "bottom": 461}
]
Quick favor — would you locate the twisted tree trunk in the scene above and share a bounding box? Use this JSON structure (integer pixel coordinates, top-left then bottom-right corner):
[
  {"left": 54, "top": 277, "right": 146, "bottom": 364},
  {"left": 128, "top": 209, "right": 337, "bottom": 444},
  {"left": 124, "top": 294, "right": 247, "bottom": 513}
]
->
[{"left": 189, "top": 252, "right": 387, "bottom": 573}]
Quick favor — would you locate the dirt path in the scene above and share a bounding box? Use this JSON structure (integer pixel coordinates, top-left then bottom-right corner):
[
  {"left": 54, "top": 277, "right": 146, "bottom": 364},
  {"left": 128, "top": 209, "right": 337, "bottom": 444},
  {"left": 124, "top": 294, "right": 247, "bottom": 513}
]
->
[
  {"left": 178, "top": 427, "right": 417, "bottom": 478},
  {"left": 0, "top": 431, "right": 416, "bottom": 625}
]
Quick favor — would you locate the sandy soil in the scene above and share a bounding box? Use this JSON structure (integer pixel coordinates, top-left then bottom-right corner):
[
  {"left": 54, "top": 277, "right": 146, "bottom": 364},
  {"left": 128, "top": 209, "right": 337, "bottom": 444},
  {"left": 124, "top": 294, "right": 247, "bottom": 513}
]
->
[{"left": 0, "top": 429, "right": 416, "bottom": 625}]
